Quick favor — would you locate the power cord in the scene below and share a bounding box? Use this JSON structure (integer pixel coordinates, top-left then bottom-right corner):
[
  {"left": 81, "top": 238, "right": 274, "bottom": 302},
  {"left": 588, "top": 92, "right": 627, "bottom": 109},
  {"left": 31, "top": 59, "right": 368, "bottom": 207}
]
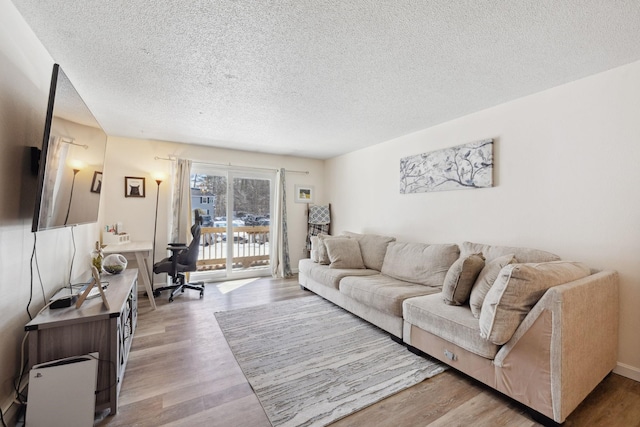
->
[
  {"left": 88, "top": 354, "right": 118, "bottom": 394},
  {"left": 13, "top": 333, "right": 29, "bottom": 406},
  {"left": 34, "top": 236, "right": 45, "bottom": 306},
  {"left": 26, "top": 234, "right": 37, "bottom": 320},
  {"left": 68, "top": 226, "right": 77, "bottom": 288},
  {"left": 26, "top": 232, "right": 47, "bottom": 320}
]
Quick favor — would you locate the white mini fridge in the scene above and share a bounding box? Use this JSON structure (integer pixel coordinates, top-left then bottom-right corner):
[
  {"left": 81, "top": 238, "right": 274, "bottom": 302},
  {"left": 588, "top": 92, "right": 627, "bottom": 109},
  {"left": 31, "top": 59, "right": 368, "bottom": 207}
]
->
[{"left": 26, "top": 353, "right": 98, "bottom": 427}]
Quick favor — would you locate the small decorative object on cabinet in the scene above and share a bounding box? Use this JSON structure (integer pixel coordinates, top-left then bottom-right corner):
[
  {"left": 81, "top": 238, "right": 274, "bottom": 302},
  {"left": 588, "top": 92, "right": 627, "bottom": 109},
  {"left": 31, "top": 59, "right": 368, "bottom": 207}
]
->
[
  {"left": 25, "top": 269, "right": 138, "bottom": 416},
  {"left": 91, "top": 240, "right": 104, "bottom": 271},
  {"left": 103, "top": 253, "right": 128, "bottom": 274}
]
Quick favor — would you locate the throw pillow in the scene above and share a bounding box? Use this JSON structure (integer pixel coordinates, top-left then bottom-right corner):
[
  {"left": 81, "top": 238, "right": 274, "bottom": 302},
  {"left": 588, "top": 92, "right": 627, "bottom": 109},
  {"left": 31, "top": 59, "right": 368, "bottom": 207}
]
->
[
  {"left": 342, "top": 231, "right": 396, "bottom": 271},
  {"left": 317, "top": 234, "right": 344, "bottom": 265},
  {"left": 442, "top": 253, "right": 485, "bottom": 305},
  {"left": 381, "top": 242, "right": 460, "bottom": 287},
  {"left": 324, "top": 238, "right": 365, "bottom": 269},
  {"left": 309, "top": 236, "right": 320, "bottom": 263},
  {"left": 479, "top": 261, "right": 591, "bottom": 345},
  {"left": 469, "top": 254, "right": 517, "bottom": 318}
]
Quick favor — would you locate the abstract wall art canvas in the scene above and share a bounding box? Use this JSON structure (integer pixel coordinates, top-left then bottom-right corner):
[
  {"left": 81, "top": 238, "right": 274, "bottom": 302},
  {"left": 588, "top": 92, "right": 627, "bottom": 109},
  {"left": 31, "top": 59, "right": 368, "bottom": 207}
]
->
[{"left": 400, "top": 139, "right": 493, "bottom": 194}]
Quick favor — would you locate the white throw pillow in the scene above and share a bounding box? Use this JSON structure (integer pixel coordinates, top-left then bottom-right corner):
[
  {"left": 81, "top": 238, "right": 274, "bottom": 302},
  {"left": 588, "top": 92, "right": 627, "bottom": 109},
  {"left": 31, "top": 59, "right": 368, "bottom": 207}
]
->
[{"left": 309, "top": 236, "right": 320, "bottom": 263}]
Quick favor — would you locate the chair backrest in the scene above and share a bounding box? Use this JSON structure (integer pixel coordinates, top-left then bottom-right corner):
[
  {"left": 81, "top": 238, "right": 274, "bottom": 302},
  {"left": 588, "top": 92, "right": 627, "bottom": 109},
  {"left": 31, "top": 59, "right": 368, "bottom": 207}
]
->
[{"left": 177, "top": 224, "right": 201, "bottom": 270}]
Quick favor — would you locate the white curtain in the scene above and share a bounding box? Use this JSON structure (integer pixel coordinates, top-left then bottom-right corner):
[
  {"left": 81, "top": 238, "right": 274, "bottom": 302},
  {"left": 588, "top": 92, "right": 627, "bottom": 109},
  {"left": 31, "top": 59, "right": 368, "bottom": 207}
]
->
[
  {"left": 271, "top": 168, "right": 292, "bottom": 278},
  {"left": 169, "top": 158, "right": 192, "bottom": 244},
  {"left": 39, "top": 136, "right": 67, "bottom": 227}
]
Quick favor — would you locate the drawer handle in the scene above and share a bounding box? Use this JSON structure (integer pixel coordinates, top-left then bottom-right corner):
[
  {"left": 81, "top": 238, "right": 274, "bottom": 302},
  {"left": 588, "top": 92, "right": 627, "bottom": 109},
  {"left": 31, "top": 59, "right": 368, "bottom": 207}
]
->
[{"left": 444, "top": 349, "right": 457, "bottom": 361}]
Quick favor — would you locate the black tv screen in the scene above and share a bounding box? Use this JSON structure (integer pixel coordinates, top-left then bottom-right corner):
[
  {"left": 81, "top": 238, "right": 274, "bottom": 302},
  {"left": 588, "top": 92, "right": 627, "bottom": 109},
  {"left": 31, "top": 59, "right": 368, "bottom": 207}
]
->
[{"left": 32, "top": 64, "right": 107, "bottom": 232}]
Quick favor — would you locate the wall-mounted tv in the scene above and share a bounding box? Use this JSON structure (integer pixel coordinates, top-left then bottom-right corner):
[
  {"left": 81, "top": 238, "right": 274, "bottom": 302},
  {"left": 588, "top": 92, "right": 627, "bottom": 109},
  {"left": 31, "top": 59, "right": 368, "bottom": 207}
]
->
[{"left": 32, "top": 64, "right": 107, "bottom": 232}]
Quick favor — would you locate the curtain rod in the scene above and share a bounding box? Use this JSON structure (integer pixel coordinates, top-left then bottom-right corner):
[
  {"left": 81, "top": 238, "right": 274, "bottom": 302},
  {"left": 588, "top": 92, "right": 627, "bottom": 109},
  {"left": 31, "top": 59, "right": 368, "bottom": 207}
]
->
[
  {"left": 154, "top": 156, "right": 309, "bottom": 175},
  {"left": 61, "top": 136, "right": 88, "bottom": 149}
]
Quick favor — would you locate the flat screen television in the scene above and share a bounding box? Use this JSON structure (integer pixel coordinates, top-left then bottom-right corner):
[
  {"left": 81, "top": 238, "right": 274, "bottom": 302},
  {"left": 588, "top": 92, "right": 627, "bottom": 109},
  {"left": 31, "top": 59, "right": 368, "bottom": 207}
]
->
[{"left": 32, "top": 64, "right": 107, "bottom": 232}]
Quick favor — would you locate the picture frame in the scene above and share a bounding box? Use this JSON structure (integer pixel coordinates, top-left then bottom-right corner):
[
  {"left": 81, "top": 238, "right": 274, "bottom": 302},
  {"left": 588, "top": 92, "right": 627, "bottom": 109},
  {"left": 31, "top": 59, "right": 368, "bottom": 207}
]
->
[
  {"left": 124, "top": 176, "right": 145, "bottom": 198},
  {"left": 294, "top": 185, "right": 314, "bottom": 203},
  {"left": 90, "top": 171, "right": 102, "bottom": 194}
]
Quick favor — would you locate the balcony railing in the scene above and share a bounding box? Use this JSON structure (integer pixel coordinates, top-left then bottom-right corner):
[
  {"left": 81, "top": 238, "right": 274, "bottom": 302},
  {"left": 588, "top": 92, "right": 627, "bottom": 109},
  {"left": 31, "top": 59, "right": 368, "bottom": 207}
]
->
[{"left": 197, "top": 225, "right": 270, "bottom": 271}]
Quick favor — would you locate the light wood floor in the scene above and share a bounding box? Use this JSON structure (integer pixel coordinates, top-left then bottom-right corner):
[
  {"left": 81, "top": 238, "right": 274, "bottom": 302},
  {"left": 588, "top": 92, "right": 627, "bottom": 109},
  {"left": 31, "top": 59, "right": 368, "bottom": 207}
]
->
[{"left": 97, "top": 275, "right": 640, "bottom": 427}]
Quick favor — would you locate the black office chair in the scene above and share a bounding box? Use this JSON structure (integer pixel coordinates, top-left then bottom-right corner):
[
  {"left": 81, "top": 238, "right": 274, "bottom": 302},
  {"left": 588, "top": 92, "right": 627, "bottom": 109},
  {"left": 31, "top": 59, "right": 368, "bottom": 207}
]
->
[{"left": 153, "top": 224, "right": 205, "bottom": 302}]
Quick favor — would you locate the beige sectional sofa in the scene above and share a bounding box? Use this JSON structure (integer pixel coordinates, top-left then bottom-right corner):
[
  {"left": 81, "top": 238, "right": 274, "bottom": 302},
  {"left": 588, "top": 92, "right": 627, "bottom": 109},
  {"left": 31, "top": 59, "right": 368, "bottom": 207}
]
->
[{"left": 298, "top": 233, "right": 619, "bottom": 424}]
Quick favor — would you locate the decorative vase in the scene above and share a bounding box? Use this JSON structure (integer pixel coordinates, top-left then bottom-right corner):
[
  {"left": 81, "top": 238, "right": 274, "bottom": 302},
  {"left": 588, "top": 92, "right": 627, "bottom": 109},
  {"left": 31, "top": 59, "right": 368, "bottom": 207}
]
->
[{"left": 103, "top": 254, "right": 128, "bottom": 275}]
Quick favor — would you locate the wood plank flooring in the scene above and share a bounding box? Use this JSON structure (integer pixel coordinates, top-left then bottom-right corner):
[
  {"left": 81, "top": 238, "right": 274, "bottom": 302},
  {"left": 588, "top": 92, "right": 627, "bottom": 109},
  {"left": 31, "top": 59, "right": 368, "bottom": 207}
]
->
[{"left": 97, "top": 275, "right": 640, "bottom": 427}]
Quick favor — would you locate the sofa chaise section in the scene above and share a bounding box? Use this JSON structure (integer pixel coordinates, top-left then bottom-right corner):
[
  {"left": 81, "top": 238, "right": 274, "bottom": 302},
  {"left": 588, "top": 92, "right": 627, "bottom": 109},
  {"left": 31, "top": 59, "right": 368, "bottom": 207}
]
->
[{"left": 403, "top": 269, "right": 619, "bottom": 423}]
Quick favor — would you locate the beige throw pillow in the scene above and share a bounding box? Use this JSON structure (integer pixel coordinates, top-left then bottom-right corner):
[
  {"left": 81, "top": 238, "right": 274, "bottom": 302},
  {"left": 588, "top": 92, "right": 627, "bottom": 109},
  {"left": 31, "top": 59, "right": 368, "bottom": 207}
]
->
[
  {"left": 469, "top": 254, "right": 517, "bottom": 318},
  {"left": 317, "top": 234, "right": 344, "bottom": 265},
  {"left": 324, "top": 238, "right": 365, "bottom": 269},
  {"left": 442, "top": 253, "right": 485, "bottom": 305},
  {"left": 479, "top": 261, "right": 591, "bottom": 345},
  {"left": 342, "top": 231, "right": 396, "bottom": 271}
]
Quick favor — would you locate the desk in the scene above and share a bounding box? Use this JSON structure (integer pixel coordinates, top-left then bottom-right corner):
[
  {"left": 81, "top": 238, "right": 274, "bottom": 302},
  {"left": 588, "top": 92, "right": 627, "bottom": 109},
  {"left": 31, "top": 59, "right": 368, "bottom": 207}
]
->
[{"left": 103, "top": 241, "right": 156, "bottom": 310}]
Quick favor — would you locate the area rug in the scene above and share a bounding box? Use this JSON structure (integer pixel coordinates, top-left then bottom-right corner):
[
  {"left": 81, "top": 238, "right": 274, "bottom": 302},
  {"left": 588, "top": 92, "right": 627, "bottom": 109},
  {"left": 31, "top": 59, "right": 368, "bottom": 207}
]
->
[{"left": 215, "top": 295, "right": 447, "bottom": 427}]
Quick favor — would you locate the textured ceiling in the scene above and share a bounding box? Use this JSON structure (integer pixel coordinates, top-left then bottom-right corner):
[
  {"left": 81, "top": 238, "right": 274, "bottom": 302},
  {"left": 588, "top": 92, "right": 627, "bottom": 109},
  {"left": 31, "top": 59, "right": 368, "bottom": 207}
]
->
[{"left": 11, "top": 1, "right": 640, "bottom": 159}]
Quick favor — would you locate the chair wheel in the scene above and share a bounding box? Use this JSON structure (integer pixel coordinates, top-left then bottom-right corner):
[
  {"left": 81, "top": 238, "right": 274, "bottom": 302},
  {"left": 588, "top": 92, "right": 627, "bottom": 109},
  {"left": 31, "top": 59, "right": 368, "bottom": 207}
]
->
[
  {"left": 200, "top": 291, "right": 204, "bottom": 298},
  {"left": 168, "top": 296, "right": 174, "bottom": 302},
  {"left": 153, "top": 290, "right": 161, "bottom": 297}
]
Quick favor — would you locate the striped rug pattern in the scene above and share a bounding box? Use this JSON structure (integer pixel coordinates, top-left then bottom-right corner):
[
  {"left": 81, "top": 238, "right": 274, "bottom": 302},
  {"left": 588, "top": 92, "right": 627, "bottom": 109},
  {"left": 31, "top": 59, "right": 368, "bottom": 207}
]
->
[{"left": 215, "top": 295, "right": 446, "bottom": 427}]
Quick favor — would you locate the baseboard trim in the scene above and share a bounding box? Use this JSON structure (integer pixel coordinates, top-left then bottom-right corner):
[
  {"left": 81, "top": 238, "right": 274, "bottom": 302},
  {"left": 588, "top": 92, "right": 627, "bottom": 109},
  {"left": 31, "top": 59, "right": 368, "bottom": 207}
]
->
[{"left": 614, "top": 362, "right": 640, "bottom": 382}]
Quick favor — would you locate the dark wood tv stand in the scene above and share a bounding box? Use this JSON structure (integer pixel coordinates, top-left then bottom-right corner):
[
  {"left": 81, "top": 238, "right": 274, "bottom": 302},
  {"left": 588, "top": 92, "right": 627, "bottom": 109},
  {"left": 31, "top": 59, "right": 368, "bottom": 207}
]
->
[{"left": 25, "top": 269, "right": 138, "bottom": 415}]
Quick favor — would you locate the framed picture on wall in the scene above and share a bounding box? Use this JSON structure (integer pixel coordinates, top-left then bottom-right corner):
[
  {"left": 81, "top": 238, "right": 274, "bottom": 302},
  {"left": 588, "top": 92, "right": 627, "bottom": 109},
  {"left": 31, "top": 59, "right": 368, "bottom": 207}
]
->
[
  {"left": 294, "top": 185, "right": 314, "bottom": 203},
  {"left": 90, "top": 171, "right": 102, "bottom": 194},
  {"left": 125, "top": 176, "right": 145, "bottom": 198}
]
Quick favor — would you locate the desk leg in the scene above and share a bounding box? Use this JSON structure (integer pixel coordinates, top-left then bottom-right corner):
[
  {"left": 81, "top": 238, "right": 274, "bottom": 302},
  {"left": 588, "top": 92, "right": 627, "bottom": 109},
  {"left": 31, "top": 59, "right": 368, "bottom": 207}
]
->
[{"left": 134, "top": 252, "right": 157, "bottom": 310}]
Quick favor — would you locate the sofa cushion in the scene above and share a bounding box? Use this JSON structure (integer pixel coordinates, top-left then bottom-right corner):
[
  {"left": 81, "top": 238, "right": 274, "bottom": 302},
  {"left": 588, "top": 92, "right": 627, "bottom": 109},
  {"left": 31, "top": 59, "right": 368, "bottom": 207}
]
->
[
  {"left": 479, "top": 261, "right": 591, "bottom": 345},
  {"left": 342, "top": 232, "right": 396, "bottom": 271},
  {"left": 381, "top": 242, "right": 460, "bottom": 287},
  {"left": 325, "top": 237, "right": 365, "bottom": 269},
  {"left": 403, "top": 293, "right": 500, "bottom": 359},
  {"left": 469, "top": 254, "right": 517, "bottom": 318},
  {"left": 461, "top": 241, "right": 560, "bottom": 263},
  {"left": 300, "top": 259, "right": 377, "bottom": 289},
  {"left": 442, "top": 253, "right": 485, "bottom": 305},
  {"left": 340, "top": 275, "right": 440, "bottom": 317}
]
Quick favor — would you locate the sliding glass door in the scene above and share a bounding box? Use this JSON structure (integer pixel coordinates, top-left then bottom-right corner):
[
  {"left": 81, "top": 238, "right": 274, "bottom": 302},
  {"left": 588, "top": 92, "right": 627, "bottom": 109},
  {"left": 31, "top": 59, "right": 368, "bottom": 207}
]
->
[{"left": 190, "top": 165, "right": 275, "bottom": 281}]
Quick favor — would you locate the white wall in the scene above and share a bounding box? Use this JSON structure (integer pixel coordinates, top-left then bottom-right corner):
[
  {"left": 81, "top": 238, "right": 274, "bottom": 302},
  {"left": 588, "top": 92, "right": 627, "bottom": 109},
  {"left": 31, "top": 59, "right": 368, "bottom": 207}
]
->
[
  {"left": 0, "top": 0, "right": 101, "bottom": 416},
  {"left": 325, "top": 60, "right": 640, "bottom": 380},
  {"left": 102, "top": 136, "right": 325, "bottom": 280}
]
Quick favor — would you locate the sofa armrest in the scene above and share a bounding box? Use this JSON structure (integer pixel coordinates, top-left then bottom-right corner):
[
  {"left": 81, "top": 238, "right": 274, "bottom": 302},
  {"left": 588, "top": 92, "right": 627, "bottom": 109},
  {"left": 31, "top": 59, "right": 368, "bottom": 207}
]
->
[{"left": 495, "top": 269, "right": 619, "bottom": 422}]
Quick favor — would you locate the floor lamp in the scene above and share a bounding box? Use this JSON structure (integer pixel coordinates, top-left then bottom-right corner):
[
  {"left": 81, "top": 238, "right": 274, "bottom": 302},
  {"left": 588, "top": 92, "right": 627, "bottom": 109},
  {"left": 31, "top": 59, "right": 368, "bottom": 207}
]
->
[
  {"left": 64, "top": 162, "right": 84, "bottom": 225},
  {"left": 151, "top": 176, "right": 163, "bottom": 292}
]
